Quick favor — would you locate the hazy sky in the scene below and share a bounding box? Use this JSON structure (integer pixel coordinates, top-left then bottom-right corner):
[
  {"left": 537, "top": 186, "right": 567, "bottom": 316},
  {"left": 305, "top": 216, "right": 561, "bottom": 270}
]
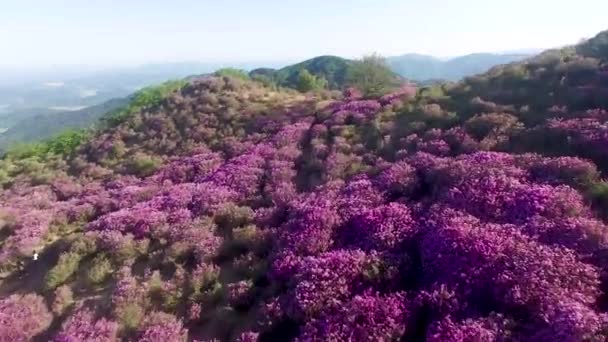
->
[{"left": 1, "top": 0, "right": 607, "bottom": 68}]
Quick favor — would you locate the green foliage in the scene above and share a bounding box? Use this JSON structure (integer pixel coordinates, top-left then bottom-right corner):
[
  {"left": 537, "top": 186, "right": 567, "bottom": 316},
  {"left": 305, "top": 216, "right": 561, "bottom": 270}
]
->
[
  {"left": 215, "top": 68, "right": 250, "bottom": 80},
  {"left": 114, "top": 239, "right": 149, "bottom": 264},
  {"left": 296, "top": 69, "right": 328, "bottom": 92},
  {"left": 232, "top": 225, "right": 260, "bottom": 250},
  {"left": 0, "top": 154, "right": 56, "bottom": 186},
  {"left": 215, "top": 204, "right": 254, "bottom": 235},
  {"left": 125, "top": 154, "right": 162, "bottom": 177},
  {"left": 0, "top": 168, "right": 8, "bottom": 187},
  {"left": 51, "top": 285, "right": 74, "bottom": 315},
  {"left": 5, "top": 129, "right": 87, "bottom": 160},
  {"left": 577, "top": 30, "right": 608, "bottom": 60},
  {"left": 4, "top": 143, "right": 49, "bottom": 160},
  {"left": 418, "top": 85, "right": 449, "bottom": 101},
  {"left": 274, "top": 56, "right": 352, "bottom": 90},
  {"left": 251, "top": 74, "right": 277, "bottom": 88},
  {"left": 103, "top": 79, "right": 187, "bottom": 127},
  {"left": 45, "top": 130, "right": 88, "bottom": 156},
  {"left": 0, "top": 129, "right": 87, "bottom": 185},
  {"left": 588, "top": 181, "right": 608, "bottom": 220},
  {"left": 70, "top": 236, "right": 98, "bottom": 255},
  {"left": 147, "top": 269, "right": 184, "bottom": 310},
  {"left": 346, "top": 54, "right": 398, "bottom": 97},
  {"left": 30, "top": 170, "right": 56, "bottom": 185},
  {"left": 148, "top": 271, "right": 163, "bottom": 294},
  {"left": 117, "top": 302, "right": 144, "bottom": 331},
  {"left": 44, "top": 252, "right": 83, "bottom": 290},
  {"left": 191, "top": 266, "right": 220, "bottom": 295},
  {"left": 87, "top": 255, "right": 112, "bottom": 285}
]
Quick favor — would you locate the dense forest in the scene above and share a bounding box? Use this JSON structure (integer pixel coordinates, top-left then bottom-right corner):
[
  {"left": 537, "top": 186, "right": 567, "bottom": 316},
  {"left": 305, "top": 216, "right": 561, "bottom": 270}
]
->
[{"left": 0, "top": 30, "right": 608, "bottom": 341}]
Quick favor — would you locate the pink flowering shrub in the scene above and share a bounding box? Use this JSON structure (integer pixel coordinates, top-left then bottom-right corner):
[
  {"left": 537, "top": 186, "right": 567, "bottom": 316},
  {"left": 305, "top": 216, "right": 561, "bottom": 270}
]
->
[
  {"left": 54, "top": 308, "right": 119, "bottom": 342},
  {"left": 2, "top": 73, "right": 608, "bottom": 341},
  {"left": 0, "top": 294, "right": 53, "bottom": 341},
  {"left": 136, "top": 311, "right": 187, "bottom": 342}
]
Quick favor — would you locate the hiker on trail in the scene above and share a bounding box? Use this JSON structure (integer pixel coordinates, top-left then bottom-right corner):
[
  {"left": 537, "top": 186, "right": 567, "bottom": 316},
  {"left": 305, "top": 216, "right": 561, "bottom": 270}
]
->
[{"left": 33, "top": 250, "right": 38, "bottom": 261}]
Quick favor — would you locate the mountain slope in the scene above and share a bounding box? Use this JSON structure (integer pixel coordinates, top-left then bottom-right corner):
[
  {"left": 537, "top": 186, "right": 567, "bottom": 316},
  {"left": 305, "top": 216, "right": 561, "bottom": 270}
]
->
[
  {"left": 1, "top": 30, "right": 608, "bottom": 341},
  {"left": 0, "top": 107, "right": 57, "bottom": 131},
  {"left": 274, "top": 55, "right": 354, "bottom": 89},
  {"left": 0, "top": 52, "right": 528, "bottom": 150},
  {"left": 251, "top": 55, "right": 406, "bottom": 90},
  {"left": 0, "top": 98, "right": 128, "bottom": 152},
  {"left": 250, "top": 55, "right": 354, "bottom": 89}
]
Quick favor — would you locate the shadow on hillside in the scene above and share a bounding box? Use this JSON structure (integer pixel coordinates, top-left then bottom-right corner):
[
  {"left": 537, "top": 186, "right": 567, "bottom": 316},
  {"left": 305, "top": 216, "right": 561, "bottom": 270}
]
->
[{"left": 0, "top": 239, "right": 68, "bottom": 296}]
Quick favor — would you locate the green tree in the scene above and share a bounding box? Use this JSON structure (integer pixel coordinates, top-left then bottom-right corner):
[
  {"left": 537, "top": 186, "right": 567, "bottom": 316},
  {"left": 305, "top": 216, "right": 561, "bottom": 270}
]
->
[
  {"left": 346, "top": 54, "right": 397, "bottom": 97},
  {"left": 215, "top": 68, "right": 250, "bottom": 80},
  {"left": 251, "top": 74, "right": 277, "bottom": 88},
  {"left": 296, "top": 69, "right": 328, "bottom": 92}
]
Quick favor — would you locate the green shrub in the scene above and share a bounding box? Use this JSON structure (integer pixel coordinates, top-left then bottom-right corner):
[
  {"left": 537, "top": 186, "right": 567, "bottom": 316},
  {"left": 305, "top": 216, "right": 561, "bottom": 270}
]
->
[
  {"left": 70, "top": 236, "right": 98, "bottom": 255},
  {"left": 147, "top": 271, "right": 163, "bottom": 295},
  {"left": 13, "top": 157, "right": 45, "bottom": 174},
  {"left": 45, "top": 130, "right": 88, "bottom": 156},
  {"left": 251, "top": 74, "right": 277, "bottom": 88},
  {"left": 103, "top": 80, "right": 187, "bottom": 127},
  {"left": 87, "top": 255, "right": 112, "bottom": 285},
  {"left": 0, "top": 165, "right": 10, "bottom": 186},
  {"left": 5, "top": 130, "right": 87, "bottom": 160},
  {"left": 117, "top": 302, "right": 144, "bottom": 331},
  {"left": 232, "top": 225, "right": 260, "bottom": 249},
  {"left": 589, "top": 181, "right": 608, "bottom": 219},
  {"left": 214, "top": 204, "right": 254, "bottom": 235},
  {"left": 4, "top": 143, "right": 47, "bottom": 160},
  {"left": 215, "top": 68, "right": 250, "bottom": 80},
  {"left": 126, "top": 154, "right": 162, "bottom": 177},
  {"left": 191, "top": 264, "right": 220, "bottom": 294},
  {"left": 110, "top": 140, "right": 127, "bottom": 158},
  {"left": 112, "top": 238, "right": 148, "bottom": 264},
  {"left": 30, "top": 170, "right": 56, "bottom": 185},
  {"left": 296, "top": 69, "right": 327, "bottom": 92},
  {"left": 346, "top": 54, "right": 398, "bottom": 97},
  {"left": 44, "top": 252, "right": 83, "bottom": 290},
  {"left": 51, "top": 285, "right": 74, "bottom": 315}
]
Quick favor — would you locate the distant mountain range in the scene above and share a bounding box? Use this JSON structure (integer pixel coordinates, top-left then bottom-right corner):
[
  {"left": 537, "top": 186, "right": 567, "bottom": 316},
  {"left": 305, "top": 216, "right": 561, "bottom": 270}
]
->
[
  {"left": 249, "top": 53, "right": 535, "bottom": 90},
  {"left": 386, "top": 53, "right": 532, "bottom": 81},
  {"left": 0, "top": 51, "right": 536, "bottom": 151}
]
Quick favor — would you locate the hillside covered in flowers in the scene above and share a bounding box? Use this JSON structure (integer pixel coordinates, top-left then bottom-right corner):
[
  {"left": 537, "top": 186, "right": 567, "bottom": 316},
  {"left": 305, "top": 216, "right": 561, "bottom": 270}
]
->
[{"left": 1, "top": 30, "right": 608, "bottom": 341}]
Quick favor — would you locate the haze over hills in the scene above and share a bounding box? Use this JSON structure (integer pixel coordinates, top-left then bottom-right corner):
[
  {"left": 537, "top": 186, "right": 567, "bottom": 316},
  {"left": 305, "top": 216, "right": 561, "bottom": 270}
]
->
[
  {"left": 0, "top": 98, "right": 129, "bottom": 152},
  {"left": 0, "top": 51, "right": 532, "bottom": 112},
  {"left": 386, "top": 52, "right": 532, "bottom": 81},
  {"left": 1, "top": 28, "right": 608, "bottom": 341},
  {"left": 0, "top": 51, "right": 534, "bottom": 150},
  {"left": 251, "top": 53, "right": 536, "bottom": 88}
]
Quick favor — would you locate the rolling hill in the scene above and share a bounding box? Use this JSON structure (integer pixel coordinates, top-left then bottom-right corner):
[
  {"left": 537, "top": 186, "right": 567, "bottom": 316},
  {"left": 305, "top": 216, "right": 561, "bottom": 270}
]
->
[
  {"left": 251, "top": 55, "right": 354, "bottom": 89},
  {"left": 1, "top": 29, "right": 608, "bottom": 341},
  {"left": 0, "top": 98, "right": 129, "bottom": 152},
  {"left": 251, "top": 53, "right": 534, "bottom": 90},
  {"left": 0, "top": 53, "right": 535, "bottom": 152},
  {"left": 250, "top": 55, "right": 406, "bottom": 90}
]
